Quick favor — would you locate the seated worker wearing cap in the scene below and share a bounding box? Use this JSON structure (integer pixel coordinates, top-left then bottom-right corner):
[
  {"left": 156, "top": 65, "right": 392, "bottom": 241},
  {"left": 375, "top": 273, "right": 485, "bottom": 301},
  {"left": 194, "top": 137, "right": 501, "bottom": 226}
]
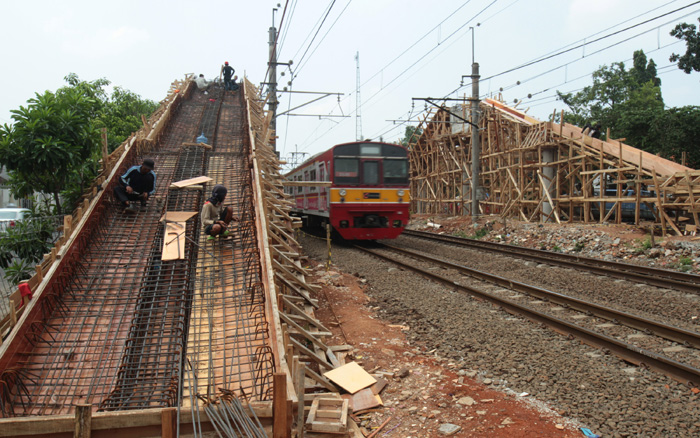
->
[
  {"left": 222, "top": 61, "right": 235, "bottom": 91},
  {"left": 201, "top": 184, "right": 238, "bottom": 240},
  {"left": 194, "top": 74, "right": 210, "bottom": 91},
  {"left": 114, "top": 158, "right": 156, "bottom": 213}
]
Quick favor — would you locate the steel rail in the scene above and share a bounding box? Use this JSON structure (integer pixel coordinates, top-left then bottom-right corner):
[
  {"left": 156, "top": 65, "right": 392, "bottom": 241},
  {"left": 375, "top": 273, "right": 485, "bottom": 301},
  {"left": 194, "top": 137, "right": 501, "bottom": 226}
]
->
[
  {"left": 404, "top": 229, "right": 700, "bottom": 293},
  {"left": 354, "top": 244, "right": 700, "bottom": 387},
  {"left": 378, "top": 242, "right": 700, "bottom": 348}
]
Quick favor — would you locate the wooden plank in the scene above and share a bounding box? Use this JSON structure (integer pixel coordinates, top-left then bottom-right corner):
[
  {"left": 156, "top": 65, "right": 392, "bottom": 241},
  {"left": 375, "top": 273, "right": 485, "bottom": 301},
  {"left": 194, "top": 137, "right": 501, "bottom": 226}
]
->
[
  {"left": 274, "top": 372, "right": 290, "bottom": 438},
  {"left": 170, "top": 175, "right": 213, "bottom": 188},
  {"left": 304, "top": 366, "right": 338, "bottom": 392},
  {"left": 160, "top": 211, "right": 198, "bottom": 222},
  {"left": 351, "top": 388, "right": 382, "bottom": 412},
  {"left": 75, "top": 404, "right": 92, "bottom": 438},
  {"left": 161, "top": 408, "right": 176, "bottom": 438},
  {"left": 323, "top": 362, "right": 376, "bottom": 394},
  {"left": 161, "top": 221, "right": 186, "bottom": 261},
  {"left": 289, "top": 337, "right": 334, "bottom": 371}
]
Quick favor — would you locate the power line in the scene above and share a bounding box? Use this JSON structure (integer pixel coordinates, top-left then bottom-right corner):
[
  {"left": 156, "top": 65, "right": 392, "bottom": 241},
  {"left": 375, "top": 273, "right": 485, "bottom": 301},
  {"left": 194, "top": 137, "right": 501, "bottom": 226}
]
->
[
  {"left": 295, "top": 0, "right": 500, "bottom": 152},
  {"left": 480, "top": 0, "right": 700, "bottom": 82},
  {"left": 293, "top": 0, "right": 352, "bottom": 78},
  {"left": 277, "top": 0, "right": 298, "bottom": 55},
  {"left": 292, "top": 0, "right": 337, "bottom": 79}
]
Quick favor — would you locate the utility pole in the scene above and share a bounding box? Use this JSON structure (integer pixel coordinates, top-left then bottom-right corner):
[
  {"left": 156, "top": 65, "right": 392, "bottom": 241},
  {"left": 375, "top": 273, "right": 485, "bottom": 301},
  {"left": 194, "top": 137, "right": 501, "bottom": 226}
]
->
[
  {"left": 355, "top": 51, "right": 362, "bottom": 141},
  {"left": 469, "top": 27, "right": 480, "bottom": 217},
  {"left": 268, "top": 6, "right": 279, "bottom": 151}
]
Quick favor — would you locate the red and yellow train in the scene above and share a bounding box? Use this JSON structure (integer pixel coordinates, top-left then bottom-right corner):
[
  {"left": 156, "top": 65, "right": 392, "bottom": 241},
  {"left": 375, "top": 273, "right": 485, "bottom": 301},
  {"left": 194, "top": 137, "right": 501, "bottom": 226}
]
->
[{"left": 285, "top": 141, "right": 410, "bottom": 240}]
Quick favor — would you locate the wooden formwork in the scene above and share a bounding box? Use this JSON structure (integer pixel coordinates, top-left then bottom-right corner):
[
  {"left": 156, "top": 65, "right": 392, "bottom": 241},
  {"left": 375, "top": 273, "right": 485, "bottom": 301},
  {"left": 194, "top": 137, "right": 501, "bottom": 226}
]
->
[
  {"left": 244, "top": 79, "right": 360, "bottom": 437},
  {"left": 410, "top": 98, "right": 698, "bottom": 236}
]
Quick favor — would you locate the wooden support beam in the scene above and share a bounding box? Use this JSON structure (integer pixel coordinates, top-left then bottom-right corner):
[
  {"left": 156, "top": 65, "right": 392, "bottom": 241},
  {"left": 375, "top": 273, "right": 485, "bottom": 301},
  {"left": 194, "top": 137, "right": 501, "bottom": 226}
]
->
[
  {"left": 160, "top": 408, "right": 176, "bottom": 438},
  {"left": 273, "top": 372, "right": 291, "bottom": 438},
  {"left": 74, "top": 404, "right": 92, "bottom": 438}
]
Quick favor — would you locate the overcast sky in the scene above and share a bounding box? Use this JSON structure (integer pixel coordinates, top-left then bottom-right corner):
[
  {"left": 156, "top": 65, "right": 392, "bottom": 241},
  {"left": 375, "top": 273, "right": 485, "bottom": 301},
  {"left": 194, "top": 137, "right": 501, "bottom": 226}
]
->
[{"left": 1, "top": 0, "right": 698, "bottom": 169}]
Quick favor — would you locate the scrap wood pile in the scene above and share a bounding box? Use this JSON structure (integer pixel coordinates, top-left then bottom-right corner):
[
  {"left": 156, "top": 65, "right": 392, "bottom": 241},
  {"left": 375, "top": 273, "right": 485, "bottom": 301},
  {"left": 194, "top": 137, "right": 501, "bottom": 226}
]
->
[{"left": 409, "top": 97, "right": 698, "bottom": 236}]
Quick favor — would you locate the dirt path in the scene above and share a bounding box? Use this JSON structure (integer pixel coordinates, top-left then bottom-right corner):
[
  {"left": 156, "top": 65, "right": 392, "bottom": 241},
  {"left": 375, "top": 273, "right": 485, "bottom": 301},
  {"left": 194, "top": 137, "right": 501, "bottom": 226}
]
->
[{"left": 309, "top": 262, "right": 580, "bottom": 437}]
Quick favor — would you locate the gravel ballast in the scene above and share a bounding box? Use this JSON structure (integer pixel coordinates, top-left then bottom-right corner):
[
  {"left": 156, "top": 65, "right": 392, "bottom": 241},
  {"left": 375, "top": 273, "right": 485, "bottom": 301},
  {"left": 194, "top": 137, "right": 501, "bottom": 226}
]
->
[{"left": 300, "top": 232, "right": 700, "bottom": 437}]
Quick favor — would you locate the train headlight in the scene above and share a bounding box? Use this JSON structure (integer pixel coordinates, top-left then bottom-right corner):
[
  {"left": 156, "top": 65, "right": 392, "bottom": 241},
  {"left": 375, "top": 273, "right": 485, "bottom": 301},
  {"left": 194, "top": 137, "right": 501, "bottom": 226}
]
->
[
  {"left": 339, "top": 189, "right": 347, "bottom": 196},
  {"left": 397, "top": 190, "right": 405, "bottom": 197}
]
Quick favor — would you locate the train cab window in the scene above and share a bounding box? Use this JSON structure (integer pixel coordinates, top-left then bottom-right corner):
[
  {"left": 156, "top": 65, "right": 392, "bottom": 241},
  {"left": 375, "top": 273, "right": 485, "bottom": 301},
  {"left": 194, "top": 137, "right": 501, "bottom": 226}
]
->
[
  {"left": 319, "top": 165, "right": 325, "bottom": 182},
  {"left": 360, "top": 144, "right": 381, "bottom": 156},
  {"left": 363, "top": 161, "right": 380, "bottom": 185},
  {"left": 335, "top": 158, "right": 359, "bottom": 184},
  {"left": 383, "top": 159, "right": 409, "bottom": 185},
  {"left": 296, "top": 175, "right": 302, "bottom": 193}
]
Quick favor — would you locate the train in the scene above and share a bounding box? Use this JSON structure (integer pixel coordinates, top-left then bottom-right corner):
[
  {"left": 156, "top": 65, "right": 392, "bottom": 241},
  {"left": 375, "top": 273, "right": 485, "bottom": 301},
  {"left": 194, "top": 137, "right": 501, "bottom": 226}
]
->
[{"left": 285, "top": 141, "right": 410, "bottom": 240}]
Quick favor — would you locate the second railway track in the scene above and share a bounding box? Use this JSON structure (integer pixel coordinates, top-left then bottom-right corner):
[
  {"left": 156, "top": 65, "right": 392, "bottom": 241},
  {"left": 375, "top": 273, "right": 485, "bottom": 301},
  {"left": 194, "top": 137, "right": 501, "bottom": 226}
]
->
[
  {"left": 403, "top": 229, "right": 700, "bottom": 293},
  {"left": 354, "top": 241, "right": 700, "bottom": 387}
]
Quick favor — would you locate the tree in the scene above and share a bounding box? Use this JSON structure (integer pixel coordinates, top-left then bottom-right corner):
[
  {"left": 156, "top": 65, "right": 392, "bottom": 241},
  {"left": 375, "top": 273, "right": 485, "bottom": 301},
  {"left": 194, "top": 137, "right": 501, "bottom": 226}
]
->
[
  {"left": 557, "top": 50, "right": 663, "bottom": 145},
  {"left": 0, "top": 88, "right": 101, "bottom": 213},
  {"left": 0, "top": 74, "right": 159, "bottom": 213},
  {"left": 399, "top": 126, "right": 422, "bottom": 147},
  {"left": 98, "top": 86, "right": 159, "bottom": 152},
  {"left": 670, "top": 17, "right": 700, "bottom": 74},
  {"left": 647, "top": 106, "right": 700, "bottom": 168}
]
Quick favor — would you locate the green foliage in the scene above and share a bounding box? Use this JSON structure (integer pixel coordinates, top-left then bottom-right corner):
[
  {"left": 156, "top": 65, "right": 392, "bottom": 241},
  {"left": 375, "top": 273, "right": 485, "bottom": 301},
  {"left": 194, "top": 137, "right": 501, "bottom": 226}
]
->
[
  {"left": 97, "top": 86, "right": 158, "bottom": 152},
  {"left": 573, "top": 242, "right": 585, "bottom": 252},
  {"left": 647, "top": 106, "right": 700, "bottom": 168},
  {"left": 670, "top": 18, "right": 700, "bottom": 74},
  {"left": 0, "top": 217, "right": 56, "bottom": 269},
  {"left": 0, "top": 87, "right": 101, "bottom": 213},
  {"left": 0, "top": 74, "right": 158, "bottom": 213},
  {"left": 557, "top": 50, "right": 663, "bottom": 143},
  {"left": 399, "top": 126, "right": 423, "bottom": 148},
  {"left": 641, "top": 236, "right": 653, "bottom": 250},
  {"left": 453, "top": 230, "right": 469, "bottom": 238},
  {"left": 680, "top": 256, "right": 693, "bottom": 266},
  {"left": 558, "top": 49, "right": 700, "bottom": 167},
  {"left": 472, "top": 228, "right": 489, "bottom": 239},
  {"left": 552, "top": 244, "right": 562, "bottom": 253},
  {"left": 4, "top": 259, "right": 33, "bottom": 286}
]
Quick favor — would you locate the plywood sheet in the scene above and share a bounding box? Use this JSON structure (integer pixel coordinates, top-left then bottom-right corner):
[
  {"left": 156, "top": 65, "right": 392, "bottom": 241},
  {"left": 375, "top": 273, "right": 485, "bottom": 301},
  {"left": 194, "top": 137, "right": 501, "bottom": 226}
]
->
[
  {"left": 171, "top": 176, "right": 213, "bottom": 188},
  {"left": 162, "top": 222, "right": 185, "bottom": 261},
  {"left": 160, "top": 211, "right": 198, "bottom": 222},
  {"left": 351, "top": 387, "right": 382, "bottom": 412},
  {"left": 323, "top": 362, "right": 376, "bottom": 394}
]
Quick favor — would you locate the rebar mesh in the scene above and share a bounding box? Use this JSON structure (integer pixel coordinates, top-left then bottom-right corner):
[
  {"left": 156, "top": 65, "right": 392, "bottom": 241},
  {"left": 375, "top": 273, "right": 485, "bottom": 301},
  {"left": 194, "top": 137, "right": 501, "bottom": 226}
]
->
[{"left": 0, "top": 83, "right": 275, "bottom": 418}]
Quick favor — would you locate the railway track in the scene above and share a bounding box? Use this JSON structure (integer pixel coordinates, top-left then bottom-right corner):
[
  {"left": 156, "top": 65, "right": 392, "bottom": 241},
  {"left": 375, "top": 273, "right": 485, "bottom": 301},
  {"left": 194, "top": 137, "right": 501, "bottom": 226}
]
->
[
  {"left": 354, "top": 241, "right": 700, "bottom": 387},
  {"left": 403, "top": 229, "right": 700, "bottom": 293}
]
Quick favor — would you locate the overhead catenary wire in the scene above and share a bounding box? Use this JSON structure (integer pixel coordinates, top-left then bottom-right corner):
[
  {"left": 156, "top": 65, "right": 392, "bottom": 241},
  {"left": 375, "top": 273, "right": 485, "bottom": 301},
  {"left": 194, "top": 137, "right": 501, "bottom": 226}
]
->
[
  {"left": 460, "top": 0, "right": 700, "bottom": 91},
  {"left": 294, "top": 0, "right": 500, "bottom": 152},
  {"left": 281, "top": 0, "right": 484, "bottom": 151},
  {"left": 291, "top": 0, "right": 352, "bottom": 78}
]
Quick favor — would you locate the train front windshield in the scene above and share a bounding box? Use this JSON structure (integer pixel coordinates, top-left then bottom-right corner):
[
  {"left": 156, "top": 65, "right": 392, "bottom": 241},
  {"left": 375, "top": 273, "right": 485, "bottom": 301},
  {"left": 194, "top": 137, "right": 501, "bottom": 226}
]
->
[{"left": 333, "top": 143, "right": 408, "bottom": 186}]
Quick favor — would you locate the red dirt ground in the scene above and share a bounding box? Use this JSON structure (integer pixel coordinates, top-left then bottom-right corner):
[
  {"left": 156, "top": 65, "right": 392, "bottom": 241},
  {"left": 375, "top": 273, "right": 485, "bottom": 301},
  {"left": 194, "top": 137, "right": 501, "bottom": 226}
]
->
[{"left": 309, "top": 262, "right": 580, "bottom": 438}]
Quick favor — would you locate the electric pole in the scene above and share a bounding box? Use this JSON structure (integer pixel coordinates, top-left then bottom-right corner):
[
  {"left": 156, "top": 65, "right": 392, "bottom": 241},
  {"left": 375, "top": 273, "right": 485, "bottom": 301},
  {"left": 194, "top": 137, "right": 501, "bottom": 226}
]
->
[
  {"left": 355, "top": 51, "right": 362, "bottom": 141},
  {"left": 469, "top": 27, "right": 480, "bottom": 217},
  {"left": 268, "top": 7, "right": 279, "bottom": 151}
]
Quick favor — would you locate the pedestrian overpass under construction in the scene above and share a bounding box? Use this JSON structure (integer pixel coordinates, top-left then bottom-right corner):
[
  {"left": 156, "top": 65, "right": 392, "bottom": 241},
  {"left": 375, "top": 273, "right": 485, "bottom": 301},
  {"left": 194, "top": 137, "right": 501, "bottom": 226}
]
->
[{"left": 0, "top": 78, "right": 319, "bottom": 437}]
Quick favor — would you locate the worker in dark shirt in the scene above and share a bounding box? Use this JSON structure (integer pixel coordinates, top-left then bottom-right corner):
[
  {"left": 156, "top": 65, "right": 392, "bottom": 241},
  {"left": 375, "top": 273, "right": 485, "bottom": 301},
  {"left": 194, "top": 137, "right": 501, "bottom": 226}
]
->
[
  {"left": 222, "top": 61, "right": 235, "bottom": 91},
  {"left": 113, "top": 158, "right": 156, "bottom": 213}
]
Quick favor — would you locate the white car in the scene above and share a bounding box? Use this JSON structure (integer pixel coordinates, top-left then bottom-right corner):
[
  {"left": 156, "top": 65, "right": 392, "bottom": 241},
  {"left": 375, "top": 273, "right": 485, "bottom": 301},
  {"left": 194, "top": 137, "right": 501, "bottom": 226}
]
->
[{"left": 0, "top": 208, "right": 31, "bottom": 231}]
